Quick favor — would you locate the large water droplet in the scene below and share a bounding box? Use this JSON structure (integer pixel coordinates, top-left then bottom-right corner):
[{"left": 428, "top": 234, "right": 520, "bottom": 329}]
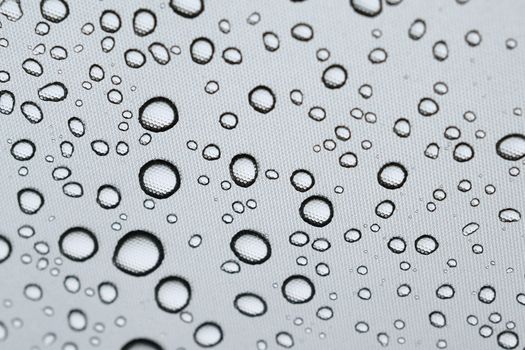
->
[
  {"left": 282, "top": 275, "right": 315, "bottom": 304},
  {"left": 17, "top": 188, "right": 44, "bottom": 214},
  {"left": 10, "top": 139, "right": 35, "bottom": 161},
  {"left": 40, "top": 0, "right": 69, "bottom": 23},
  {"left": 230, "top": 230, "right": 271, "bottom": 265},
  {"left": 496, "top": 134, "right": 525, "bottom": 161},
  {"left": 139, "top": 159, "right": 181, "bottom": 199},
  {"left": 122, "top": 339, "right": 164, "bottom": 350},
  {"left": 415, "top": 235, "right": 438, "bottom": 255},
  {"left": 59, "top": 227, "right": 98, "bottom": 262},
  {"left": 113, "top": 231, "right": 164, "bottom": 276},
  {"left": 248, "top": 86, "right": 276, "bottom": 114},
  {"left": 193, "top": 322, "right": 223, "bottom": 347},
  {"left": 229, "top": 154, "right": 258, "bottom": 188},
  {"left": 377, "top": 162, "right": 407, "bottom": 190},
  {"left": 322, "top": 64, "right": 347, "bottom": 89},
  {"left": 155, "top": 276, "right": 191, "bottom": 313},
  {"left": 139, "top": 97, "right": 179, "bottom": 132},
  {"left": 38, "top": 82, "right": 67, "bottom": 102},
  {"left": 299, "top": 196, "right": 334, "bottom": 227}
]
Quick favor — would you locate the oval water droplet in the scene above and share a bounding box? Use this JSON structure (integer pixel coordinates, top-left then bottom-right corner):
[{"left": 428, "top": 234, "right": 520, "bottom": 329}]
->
[
  {"left": 496, "top": 134, "right": 525, "bottom": 161},
  {"left": 230, "top": 230, "right": 271, "bottom": 265},
  {"left": 229, "top": 154, "right": 258, "bottom": 188},
  {"left": 234, "top": 293, "right": 267, "bottom": 317}
]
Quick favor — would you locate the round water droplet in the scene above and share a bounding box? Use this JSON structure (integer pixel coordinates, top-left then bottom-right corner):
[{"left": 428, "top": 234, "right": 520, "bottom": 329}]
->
[
  {"left": 222, "top": 47, "right": 242, "bottom": 64},
  {"left": 282, "top": 275, "right": 315, "bottom": 304},
  {"left": 496, "top": 134, "right": 525, "bottom": 161},
  {"left": 248, "top": 86, "right": 276, "bottom": 114},
  {"left": 433, "top": 41, "right": 449, "bottom": 61},
  {"left": 409, "top": 19, "right": 426, "bottom": 40},
  {"left": 122, "top": 338, "right": 164, "bottom": 350},
  {"left": 299, "top": 196, "right": 334, "bottom": 227},
  {"left": 17, "top": 188, "right": 44, "bottom": 214},
  {"left": 290, "top": 170, "right": 315, "bottom": 192},
  {"left": 291, "top": 23, "right": 313, "bottom": 41},
  {"left": 139, "top": 159, "right": 181, "bottom": 199},
  {"left": 133, "top": 9, "right": 157, "bottom": 36},
  {"left": 190, "top": 37, "right": 214, "bottom": 64},
  {"left": 40, "top": 0, "right": 69, "bottom": 23},
  {"left": 38, "top": 82, "right": 67, "bottom": 102},
  {"left": 59, "top": 227, "right": 98, "bottom": 262},
  {"left": 322, "top": 64, "right": 347, "bottom": 89},
  {"left": 97, "top": 185, "right": 121, "bottom": 209},
  {"left": 10, "top": 139, "right": 35, "bottom": 161},
  {"left": 453, "top": 142, "right": 474, "bottom": 162},
  {"left": 234, "top": 293, "right": 267, "bottom": 317},
  {"left": 113, "top": 230, "right": 164, "bottom": 276},
  {"left": 139, "top": 97, "right": 179, "bottom": 133},
  {"left": 418, "top": 98, "right": 439, "bottom": 116},
  {"left": 155, "top": 276, "right": 191, "bottom": 313},
  {"left": 478, "top": 285, "right": 496, "bottom": 304},
  {"left": 169, "top": 0, "right": 204, "bottom": 18},
  {"left": 0, "top": 90, "right": 14, "bottom": 115}
]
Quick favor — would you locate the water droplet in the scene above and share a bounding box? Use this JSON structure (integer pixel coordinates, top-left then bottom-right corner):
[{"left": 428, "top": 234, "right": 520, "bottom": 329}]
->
[
  {"left": 169, "top": 0, "right": 204, "bottom": 18},
  {"left": 17, "top": 188, "right": 44, "bottom": 214},
  {"left": 230, "top": 154, "right": 258, "bottom": 188},
  {"left": 282, "top": 275, "right": 315, "bottom": 304},
  {"left": 299, "top": 195, "right": 334, "bottom": 227},
  {"left": 139, "top": 159, "right": 181, "bottom": 199},
  {"left": 190, "top": 37, "right": 214, "bottom": 64},
  {"left": 496, "top": 134, "right": 525, "bottom": 161},
  {"left": 230, "top": 230, "right": 271, "bottom": 265},
  {"left": 193, "top": 322, "right": 223, "bottom": 347},
  {"left": 155, "top": 276, "right": 191, "bottom": 313},
  {"left": 248, "top": 86, "right": 276, "bottom": 114},
  {"left": 113, "top": 230, "right": 164, "bottom": 276},
  {"left": 59, "top": 227, "right": 98, "bottom": 262}
]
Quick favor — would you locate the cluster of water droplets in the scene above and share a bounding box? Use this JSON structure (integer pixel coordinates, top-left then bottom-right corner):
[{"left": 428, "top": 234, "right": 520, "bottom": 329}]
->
[{"left": 0, "top": 0, "right": 524, "bottom": 349}]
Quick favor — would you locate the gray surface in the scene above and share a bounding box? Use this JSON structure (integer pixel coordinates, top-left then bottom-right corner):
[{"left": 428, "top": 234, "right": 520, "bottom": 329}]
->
[{"left": 0, "top": 0, "right": 524, "bottom": 349}]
